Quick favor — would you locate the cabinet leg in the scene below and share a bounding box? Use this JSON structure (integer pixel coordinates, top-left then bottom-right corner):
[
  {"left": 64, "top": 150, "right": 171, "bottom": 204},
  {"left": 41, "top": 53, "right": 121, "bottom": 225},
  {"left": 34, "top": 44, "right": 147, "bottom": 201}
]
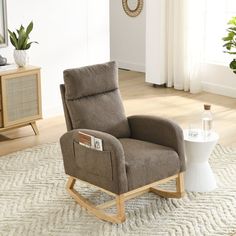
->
[{"left": 30, "top": 122, "right": 39, "bottom": 135}]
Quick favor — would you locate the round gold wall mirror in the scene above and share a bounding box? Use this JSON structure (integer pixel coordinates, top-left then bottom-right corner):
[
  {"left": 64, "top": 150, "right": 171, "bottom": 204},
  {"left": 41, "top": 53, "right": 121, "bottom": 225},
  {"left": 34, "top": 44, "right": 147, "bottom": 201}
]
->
[{"left": 122, "top": 0, "right": 144, "bottom": 17}]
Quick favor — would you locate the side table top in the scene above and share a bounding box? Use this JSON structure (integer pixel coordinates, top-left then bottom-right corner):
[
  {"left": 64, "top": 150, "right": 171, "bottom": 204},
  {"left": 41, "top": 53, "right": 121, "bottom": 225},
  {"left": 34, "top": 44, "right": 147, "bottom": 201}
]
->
[{"left": 184, "top": 129, "right": 219, "bottom": 143}]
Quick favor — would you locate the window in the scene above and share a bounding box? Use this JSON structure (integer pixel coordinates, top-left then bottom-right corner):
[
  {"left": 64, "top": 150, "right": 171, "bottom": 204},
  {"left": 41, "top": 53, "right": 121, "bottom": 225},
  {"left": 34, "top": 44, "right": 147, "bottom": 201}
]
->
[{"left": 205, "top": 0, "right": 236, "bottom": 65}]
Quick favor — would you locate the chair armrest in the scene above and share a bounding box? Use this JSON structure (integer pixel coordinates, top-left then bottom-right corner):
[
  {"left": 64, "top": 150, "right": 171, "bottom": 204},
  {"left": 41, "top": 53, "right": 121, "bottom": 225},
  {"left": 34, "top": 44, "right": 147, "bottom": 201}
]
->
[
  {"left": 128, "top": 115, "right": 186, "bottom": 171},
  {"left": 60, "top": 129, "right": 128, "bottom": 194}
]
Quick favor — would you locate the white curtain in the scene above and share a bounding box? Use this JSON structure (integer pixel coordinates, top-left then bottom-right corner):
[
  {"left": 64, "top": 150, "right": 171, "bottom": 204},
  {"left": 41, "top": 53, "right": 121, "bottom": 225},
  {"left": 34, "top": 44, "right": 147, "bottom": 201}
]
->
[{"left": 164, "top": 0, "right": 206, "bottom": 93}]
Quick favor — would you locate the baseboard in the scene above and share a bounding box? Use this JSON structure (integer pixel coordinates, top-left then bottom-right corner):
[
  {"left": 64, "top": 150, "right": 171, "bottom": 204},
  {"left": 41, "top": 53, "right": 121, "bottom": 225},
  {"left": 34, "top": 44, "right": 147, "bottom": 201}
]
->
[
  {"left": 117, "top": 61, "right": 145, "bottom": 73},
  {"left": 202, "top": 82, "right": 236, "bottom": 98}
]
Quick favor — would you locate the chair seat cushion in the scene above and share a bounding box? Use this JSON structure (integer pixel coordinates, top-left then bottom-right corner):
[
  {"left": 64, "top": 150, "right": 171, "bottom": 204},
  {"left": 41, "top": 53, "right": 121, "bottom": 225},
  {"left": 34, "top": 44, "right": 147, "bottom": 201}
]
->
[{"left": 119, "top": 138, "right": 180, "bottom": 191}]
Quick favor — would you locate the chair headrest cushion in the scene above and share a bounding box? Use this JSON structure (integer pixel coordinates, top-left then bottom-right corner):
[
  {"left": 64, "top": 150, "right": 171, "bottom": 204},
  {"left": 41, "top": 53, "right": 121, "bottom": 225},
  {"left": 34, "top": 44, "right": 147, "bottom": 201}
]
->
[{"left": 63, "top": 61, "right": 118, "bottom": 100}]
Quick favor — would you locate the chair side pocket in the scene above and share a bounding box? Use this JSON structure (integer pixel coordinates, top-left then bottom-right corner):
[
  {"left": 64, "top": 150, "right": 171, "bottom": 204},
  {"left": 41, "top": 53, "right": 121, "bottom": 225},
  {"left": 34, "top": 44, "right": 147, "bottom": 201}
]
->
[{"left": 73, "top": 141, "right": 113, "bottom": 180}]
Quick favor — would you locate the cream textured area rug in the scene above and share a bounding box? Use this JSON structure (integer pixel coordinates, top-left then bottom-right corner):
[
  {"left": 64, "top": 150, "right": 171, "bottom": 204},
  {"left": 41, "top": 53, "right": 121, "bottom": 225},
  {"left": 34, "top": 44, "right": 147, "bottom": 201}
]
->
[{"left": 0, "top": 143, "right": 236, "bottom": 236}]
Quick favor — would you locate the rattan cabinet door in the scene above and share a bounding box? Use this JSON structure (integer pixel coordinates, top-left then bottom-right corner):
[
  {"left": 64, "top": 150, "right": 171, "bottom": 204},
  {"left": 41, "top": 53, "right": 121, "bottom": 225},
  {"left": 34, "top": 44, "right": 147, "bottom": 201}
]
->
[
  {"left": 1, "top": 70, "right": 42, "bottom": 127},
  {"left": 0, "top": 91, "right": 2, "bottom": 127}
]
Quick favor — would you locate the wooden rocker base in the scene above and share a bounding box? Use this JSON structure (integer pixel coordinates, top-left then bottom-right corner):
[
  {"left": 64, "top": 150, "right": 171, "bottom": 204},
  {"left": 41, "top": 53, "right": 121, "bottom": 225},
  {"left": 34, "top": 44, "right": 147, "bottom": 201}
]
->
[{"left": 66, "top": 173, "right": 185, "bottom": 223}]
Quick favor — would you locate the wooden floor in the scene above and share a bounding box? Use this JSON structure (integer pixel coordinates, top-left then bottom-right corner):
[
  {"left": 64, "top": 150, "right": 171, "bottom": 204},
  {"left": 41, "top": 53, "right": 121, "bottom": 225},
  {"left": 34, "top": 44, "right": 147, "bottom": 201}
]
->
[{"left": 1, "top": 70, "right": 236, "bottom": 156}]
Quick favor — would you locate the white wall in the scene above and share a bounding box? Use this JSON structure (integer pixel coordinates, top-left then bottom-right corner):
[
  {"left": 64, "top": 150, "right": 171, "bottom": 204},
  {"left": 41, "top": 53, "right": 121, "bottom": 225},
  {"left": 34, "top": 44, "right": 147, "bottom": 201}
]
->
[
  {"left": 110, "top": 0, "right": 145, "bottom": 72},
  {"left": 1, "top": 0, "right": 110, "bottom": 117}
]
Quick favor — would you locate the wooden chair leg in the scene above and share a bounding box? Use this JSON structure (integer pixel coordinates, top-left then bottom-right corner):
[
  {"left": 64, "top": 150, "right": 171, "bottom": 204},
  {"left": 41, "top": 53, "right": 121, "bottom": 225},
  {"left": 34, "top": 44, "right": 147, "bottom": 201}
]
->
[
  {"left": 176, "top": 172, "right": 185, "bottom": 197},
  {"left": 66, "top": 176, "right": 126, "bottom": 223},
  {"left": 30, "top": 122, "right": 39, "bottom": 135},
  {"left": 150, "top": 172, "right": 185, "bottom": 198},
  {"left": 116, "top": 194, "right": 125, "bottom": 222}
]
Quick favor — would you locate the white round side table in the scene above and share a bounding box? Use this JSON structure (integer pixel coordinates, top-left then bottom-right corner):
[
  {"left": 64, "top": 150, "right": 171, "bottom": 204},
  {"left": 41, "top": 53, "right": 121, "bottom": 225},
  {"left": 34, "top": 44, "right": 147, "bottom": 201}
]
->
[{"left": 183, "top": 129, "right": 219, "bottom": 192}]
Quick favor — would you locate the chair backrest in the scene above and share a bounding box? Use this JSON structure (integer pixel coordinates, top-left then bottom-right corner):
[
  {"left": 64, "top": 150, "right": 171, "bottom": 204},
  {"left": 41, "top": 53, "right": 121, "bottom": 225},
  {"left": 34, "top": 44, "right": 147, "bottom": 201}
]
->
[{"left": 61, "top": 61, "right": 130, "bottom": 138}]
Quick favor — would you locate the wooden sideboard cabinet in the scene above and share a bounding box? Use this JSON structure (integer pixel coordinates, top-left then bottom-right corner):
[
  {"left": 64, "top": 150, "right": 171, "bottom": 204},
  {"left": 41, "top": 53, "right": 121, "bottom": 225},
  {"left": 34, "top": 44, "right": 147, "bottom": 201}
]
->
[{"left": 0, "top": 66, "right": 42, "bottom": 135}]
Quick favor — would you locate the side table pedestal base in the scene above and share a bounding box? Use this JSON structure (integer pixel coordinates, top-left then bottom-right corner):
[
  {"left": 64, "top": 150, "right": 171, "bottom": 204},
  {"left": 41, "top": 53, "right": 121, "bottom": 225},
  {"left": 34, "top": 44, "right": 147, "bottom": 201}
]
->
[{"left": 185, "top": 162, "right": 217, "bottom": 192}]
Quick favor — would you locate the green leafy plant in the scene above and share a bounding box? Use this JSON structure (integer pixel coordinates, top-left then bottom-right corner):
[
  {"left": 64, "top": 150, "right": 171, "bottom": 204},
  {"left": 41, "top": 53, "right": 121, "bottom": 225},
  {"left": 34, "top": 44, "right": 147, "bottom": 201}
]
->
[
  {"left": 223, "top": 17, "right": 236, "bottom": 74},
  {"left": 8, "top": 21, "right": 38, "bottom": 50}
]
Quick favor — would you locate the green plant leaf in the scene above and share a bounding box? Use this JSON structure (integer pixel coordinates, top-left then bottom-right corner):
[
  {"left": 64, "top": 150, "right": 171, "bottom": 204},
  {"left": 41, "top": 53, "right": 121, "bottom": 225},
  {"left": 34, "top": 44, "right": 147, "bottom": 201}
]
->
[
  {"left": 26, "top": 21, "right": 33, "bottom": 35},
  {"left": 222, "top": 36, "right": 233, "bottom": 41},
  {"left": 226, "top": 30, "right": 236, "bottom": 37},
  {"left": 31, "top": 41, "right": 38, "bottom": 44},
  {"left": 19, "top": 25, "right": 25, "bottom": 31},
  {"left": 222, "top": 43, "right": 232, "bottom": 50},
  {"left": 226, "top": 51, "right": 236, "bottom": 54},
  {"left": 13, "top": 32, "right": 20, "bottom": 49},
  {"left": 8, "top": 30, "right": 19, "bottom": 49},
  {"left": 228, "top": 17, "right": 236, "bottom": 25},
  {"left": 25, "top": 41, "right": 39, "bottom": 50},
  {"left": 22, "top": 38, "right": 29, "bottom": 49},
  {"left": 25, "top": 43, "right": 32, "bottom": 50},
  {"left": 229, "top": 31, "right": 235, "bottom": 37},
  {"left": 20, "top": 22, "right": 34, "bottom": 50},
  {"left": 17, "top": 29, "right": 27, "bottom": 49},
  {"left": 230, "top": 59, "right": 236, "bottom": 69},
  {"left": 223, "top": 42, "right": 234, "bottom": 47},
  {"left": 10, "top": 37, "right": 16, "bottom": 48},
  {"left": 228, "top": 27, "right": 236, "bottom": 31}
]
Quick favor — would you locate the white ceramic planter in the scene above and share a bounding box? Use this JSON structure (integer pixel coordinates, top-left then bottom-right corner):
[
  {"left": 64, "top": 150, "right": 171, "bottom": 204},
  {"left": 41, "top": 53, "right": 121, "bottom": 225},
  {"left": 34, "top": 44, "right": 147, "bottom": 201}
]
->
[{"left": 14, "top": 50, "right": 29, "bottom": 67}]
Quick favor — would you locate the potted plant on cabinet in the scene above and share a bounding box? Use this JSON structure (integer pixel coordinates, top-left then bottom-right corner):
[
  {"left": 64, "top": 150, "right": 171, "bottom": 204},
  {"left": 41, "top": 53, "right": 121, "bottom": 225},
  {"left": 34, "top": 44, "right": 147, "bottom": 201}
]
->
[
  {"left": 223, "top": 16, "right": 236, "bottom": 74},
  {"left": 8, "top": 21, "right": 38, "bottom": 67}
]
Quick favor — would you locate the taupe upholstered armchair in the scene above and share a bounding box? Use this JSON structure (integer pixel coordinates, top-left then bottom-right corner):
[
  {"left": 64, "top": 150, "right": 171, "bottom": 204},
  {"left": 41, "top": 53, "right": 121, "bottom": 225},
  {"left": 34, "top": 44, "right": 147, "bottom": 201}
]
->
[{"left": 60, "top": 61, "right": 186, "bottom": 223}]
